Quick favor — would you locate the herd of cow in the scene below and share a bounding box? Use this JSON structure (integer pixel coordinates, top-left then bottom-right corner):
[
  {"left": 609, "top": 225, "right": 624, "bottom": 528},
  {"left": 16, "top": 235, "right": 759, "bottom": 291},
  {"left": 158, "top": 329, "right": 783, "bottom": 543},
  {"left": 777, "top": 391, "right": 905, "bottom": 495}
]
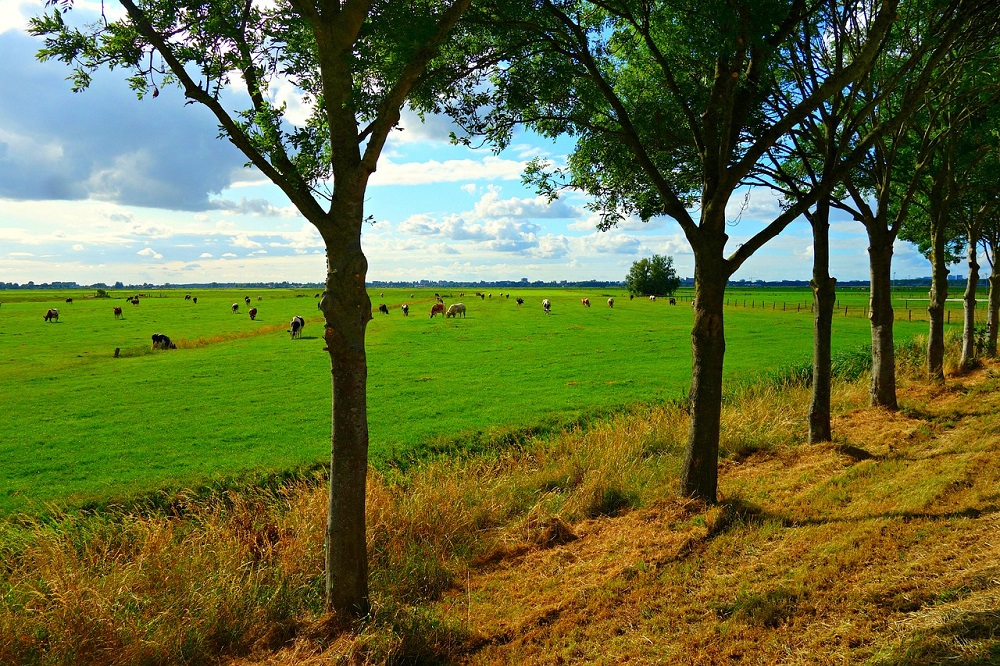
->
[{"left": 39, "top": 291, "right": 684, "bottom": 354}]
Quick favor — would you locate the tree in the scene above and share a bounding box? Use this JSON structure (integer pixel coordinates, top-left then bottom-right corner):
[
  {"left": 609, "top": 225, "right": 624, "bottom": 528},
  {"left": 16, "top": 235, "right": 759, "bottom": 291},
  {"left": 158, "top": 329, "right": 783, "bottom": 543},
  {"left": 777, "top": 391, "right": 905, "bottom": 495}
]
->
[
  {"left": 625, "top": 255, "right": 680, "bottom": 297},
  {"left": 451, "top": 0, "right": 905, "bottom": 502},
  {"left": 829, "top": 0, "right": 996, "bottom": 405},
  {"left": 30, "top": 0, "right": 501, "bottom": 618}
]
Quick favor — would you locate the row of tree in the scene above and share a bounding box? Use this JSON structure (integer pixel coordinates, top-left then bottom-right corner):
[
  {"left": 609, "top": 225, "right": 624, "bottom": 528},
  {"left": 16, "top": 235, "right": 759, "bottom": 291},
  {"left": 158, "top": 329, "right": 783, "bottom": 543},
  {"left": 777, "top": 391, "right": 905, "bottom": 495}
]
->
[{"left": 31, "top": 0, "right": 1000, "bottom": 619}]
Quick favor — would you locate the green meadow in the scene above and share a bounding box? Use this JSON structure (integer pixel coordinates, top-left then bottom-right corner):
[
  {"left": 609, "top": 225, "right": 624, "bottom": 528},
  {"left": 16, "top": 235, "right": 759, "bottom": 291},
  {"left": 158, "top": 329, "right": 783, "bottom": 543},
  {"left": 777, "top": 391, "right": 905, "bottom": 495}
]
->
[{"left": 0, "top": 286, "right": 940, "bottom": 515}]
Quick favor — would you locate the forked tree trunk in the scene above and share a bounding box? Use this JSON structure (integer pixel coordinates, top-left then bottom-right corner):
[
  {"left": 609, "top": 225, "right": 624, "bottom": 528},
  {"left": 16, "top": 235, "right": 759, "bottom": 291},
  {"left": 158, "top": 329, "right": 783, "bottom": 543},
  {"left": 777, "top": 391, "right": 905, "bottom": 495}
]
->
[
  {"left": 809, "top": 202, "right": 835, "bottom": 444},
  {"left": 927, "top": 224, "right": 948, "bottom": 383},
  {"left": 868, "top": 236, "right": 898, "bottom": 409},
  {"left": 680, "top": 245, "right": 727, "bottom": 503},
  {"left": 320, "top": 218, "right": 373, "bottom": 618},
  {"left": 961, "top": 235, "right": 980, "bottom": 368},
  {"left": 988, "top": 260, "right": 1000, "bottom": 357}
]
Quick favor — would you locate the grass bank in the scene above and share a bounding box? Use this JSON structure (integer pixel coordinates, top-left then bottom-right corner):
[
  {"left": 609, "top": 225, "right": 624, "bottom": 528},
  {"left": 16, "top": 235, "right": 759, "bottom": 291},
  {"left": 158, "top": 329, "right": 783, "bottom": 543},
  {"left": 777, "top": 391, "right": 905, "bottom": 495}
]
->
[{"left": 2, "top": 337, "right": 998, "bottom": 664}]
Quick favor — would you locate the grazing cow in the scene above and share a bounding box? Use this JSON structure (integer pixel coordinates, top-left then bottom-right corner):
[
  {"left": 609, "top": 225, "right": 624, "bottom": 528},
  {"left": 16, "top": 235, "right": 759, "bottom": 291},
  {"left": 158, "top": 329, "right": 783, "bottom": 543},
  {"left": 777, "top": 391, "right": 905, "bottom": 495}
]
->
[
  {"left": 248, "top": 307, "right": 258, "bottom": 321},
  {"left": 192, "top": 297, "right": 197, "bottom": 304},
  {"left": 430, "top": 303, "right": 446, "bottom": 318},
  {"left": 244, "top": 296, "right": 251, "bottom": 306},
  {"left": 289, "top": 316, "right": 305, "bottom": 339},
  {"left": 257, "top": 296, "right": 262, "bottom": 301},
  {"left": 151, "top": 333, "right": 176, "bottom": 350},
  {"left": 113, "top": 306, "right": 123, "bottom": 319},
  {"left": 401, "top": 304, "right": 409, "bottom": 317},
  {"left": 130, "top": 296, "right": 140, "bottom": 305},
  {"left": 184, "top": 294, "right": 191, "bottom": 300},
  {"left": 516, "top": 297, "right": 524, "bottom": 307},
  {"left": 649, "top": 295, "right": 656, "bottom": 302},
  {"left": 608, "top": 298, "right": 614, "bottom": 308},
  {"left": 446, "top": 303, "right": 466, "bottom": 318},
  {"left": 378, "top": 303, "right": 389, "bottom": 315},
  {"left": 581, "top": 298, "right": 590, "bottom": 307},
  {"left": 65, "top": 298, "right": 73, "bottom": 303},
  {"left": 629, "top": 294, "right": 634, "bottom": 301},
  {"left": 542, "top": 299, "right": 551, "bottom": 314},
  {"left": 231, "top": 303, "right": 240, "bottom": 314},
  {"left": 669, "top": 297, "right": 677, "bottom": 305},
  {"left": 44, "top": 308, "right": 59, "bottom": 322}
]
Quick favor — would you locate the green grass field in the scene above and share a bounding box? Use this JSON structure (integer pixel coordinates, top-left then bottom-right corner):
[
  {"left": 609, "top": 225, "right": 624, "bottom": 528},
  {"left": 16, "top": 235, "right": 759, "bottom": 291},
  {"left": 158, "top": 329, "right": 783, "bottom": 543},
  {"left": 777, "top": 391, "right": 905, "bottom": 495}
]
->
[{"left": 0, "top": 286, "right": 943, "bottom": 515}]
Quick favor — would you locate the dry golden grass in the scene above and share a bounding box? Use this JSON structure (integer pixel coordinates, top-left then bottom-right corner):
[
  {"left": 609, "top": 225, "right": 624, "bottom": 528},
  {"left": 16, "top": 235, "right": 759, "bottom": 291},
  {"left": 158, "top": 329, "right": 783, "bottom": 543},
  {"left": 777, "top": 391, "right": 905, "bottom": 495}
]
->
[{"left": 2, "top": 353, "right": 999, "bottom": 665}]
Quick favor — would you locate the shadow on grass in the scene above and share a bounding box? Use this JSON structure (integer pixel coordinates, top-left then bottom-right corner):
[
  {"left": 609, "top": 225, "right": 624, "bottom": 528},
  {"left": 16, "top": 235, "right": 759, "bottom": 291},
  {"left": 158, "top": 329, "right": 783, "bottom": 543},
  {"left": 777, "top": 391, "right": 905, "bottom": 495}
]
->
[{"left": 870, "top": 609, "right": 1000, "bottom": 666}]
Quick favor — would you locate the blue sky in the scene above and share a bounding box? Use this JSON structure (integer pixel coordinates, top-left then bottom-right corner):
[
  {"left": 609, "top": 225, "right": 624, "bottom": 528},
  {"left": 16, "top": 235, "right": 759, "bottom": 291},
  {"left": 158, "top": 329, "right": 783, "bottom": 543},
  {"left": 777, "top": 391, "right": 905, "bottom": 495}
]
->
[{"left": 0, "top": 1, "right": 940, "bottom": 286}]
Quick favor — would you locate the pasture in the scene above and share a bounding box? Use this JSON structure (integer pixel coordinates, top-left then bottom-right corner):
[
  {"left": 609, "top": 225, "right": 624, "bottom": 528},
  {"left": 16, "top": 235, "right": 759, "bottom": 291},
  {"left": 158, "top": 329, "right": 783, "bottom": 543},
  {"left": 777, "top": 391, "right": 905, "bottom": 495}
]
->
[{"left": 0, "top": 286, "right": 939, "bottom": 515}]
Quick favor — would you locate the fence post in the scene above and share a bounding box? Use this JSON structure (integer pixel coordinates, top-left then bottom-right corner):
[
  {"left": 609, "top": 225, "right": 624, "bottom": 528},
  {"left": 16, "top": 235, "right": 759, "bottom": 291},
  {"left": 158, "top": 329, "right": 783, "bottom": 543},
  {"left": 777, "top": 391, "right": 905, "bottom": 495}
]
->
[
  {"left": 909, "top": 310, "right": 912, "bottom": 321},
  {"left": 845, "top": 305, "right": 849, "bottom": 317},
  {"left": 948, "top": 310, "right": 951, "bottom": 324}
]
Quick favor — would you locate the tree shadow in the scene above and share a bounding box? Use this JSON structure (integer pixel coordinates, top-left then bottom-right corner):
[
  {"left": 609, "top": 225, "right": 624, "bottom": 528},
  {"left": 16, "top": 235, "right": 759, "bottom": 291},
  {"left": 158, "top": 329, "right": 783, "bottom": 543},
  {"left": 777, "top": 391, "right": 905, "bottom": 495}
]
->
[{"left": 869, "top": 609, "right": 1000, "bottom": 666}]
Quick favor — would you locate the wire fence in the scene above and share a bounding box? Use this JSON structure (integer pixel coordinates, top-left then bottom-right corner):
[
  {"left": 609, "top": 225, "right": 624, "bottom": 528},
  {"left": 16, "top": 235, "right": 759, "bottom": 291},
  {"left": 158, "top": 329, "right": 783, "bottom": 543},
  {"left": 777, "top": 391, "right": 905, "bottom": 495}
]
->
[{"left": 673, "top": 295, "right": 990, "bottom": 326}]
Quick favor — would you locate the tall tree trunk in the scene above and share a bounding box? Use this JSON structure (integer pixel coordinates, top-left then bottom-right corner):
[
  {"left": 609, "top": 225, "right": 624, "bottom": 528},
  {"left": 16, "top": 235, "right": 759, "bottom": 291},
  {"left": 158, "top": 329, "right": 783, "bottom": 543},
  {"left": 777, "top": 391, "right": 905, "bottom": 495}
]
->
[
  {"left": 988, "top": 252, "right": 1000, "bottom": 357},
  {"left": 961, "top": 234, "right": 980, "bottom": 368},
  {"left": 868, "top": 234, "right": 898, "bottom": 409},
  {"left": 927, "top": 223, "right": 948, "bottom": 383},
  {"left": 809, "top": 202, "right": 836, "bottom": 444},
  {"left": 680, "top": 245, "right": 727, "bottom": 503},
  {"left": 320, "top": 217, "right": 373, "bottom": 618}
]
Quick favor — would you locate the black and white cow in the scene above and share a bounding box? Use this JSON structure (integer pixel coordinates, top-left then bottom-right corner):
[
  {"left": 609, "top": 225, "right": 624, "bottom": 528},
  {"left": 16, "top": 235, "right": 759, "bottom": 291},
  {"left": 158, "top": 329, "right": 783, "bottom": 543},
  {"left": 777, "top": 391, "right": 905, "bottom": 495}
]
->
[{"left": 151, "top": 333, "right": 176, "bottom": 349}]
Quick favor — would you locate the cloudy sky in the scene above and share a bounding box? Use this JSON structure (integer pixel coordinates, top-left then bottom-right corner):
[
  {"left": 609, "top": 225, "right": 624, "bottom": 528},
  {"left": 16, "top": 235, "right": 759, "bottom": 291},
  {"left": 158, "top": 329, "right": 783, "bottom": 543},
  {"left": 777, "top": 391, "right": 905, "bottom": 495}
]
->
[{"left": 0, "top": 1, "right": 940, "bottom": 286}]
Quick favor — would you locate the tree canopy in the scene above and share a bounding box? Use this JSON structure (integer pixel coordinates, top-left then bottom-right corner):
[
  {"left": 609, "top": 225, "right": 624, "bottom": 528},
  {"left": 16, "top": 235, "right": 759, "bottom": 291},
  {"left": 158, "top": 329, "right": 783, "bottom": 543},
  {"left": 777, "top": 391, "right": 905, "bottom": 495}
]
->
[{"left": 625, "top": 255, "right": 680, "bottom": 297}]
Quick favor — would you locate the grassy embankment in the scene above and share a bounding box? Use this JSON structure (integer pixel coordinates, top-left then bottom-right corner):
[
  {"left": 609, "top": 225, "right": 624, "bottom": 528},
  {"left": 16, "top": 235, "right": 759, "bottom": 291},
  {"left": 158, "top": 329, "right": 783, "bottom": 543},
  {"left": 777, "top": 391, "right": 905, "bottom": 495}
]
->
[
  {"left": 1, "top": 327, "right": 997, "bottom": 664},
  {"left": 0, "top": 286, "right": 931, "bottom": 514}
]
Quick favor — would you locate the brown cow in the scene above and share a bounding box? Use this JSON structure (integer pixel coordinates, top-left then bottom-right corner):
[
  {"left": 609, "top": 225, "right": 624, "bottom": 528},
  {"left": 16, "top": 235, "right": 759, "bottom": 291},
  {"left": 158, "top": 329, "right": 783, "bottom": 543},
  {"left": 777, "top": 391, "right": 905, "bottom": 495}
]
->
[
  {"left": 581, "top": 298, "right": 590, "bottom": 307},
  {"left": 430, "top": 303, "right": 446, "bottom": 318},
  {"left": 248, "top": 307, "right": 258, "bottom": 320},
  {"left": 44, "top": 308, "right": 59, "bottom": 322},
  {"left": 113, "top": 306, "right": 123, "bottom": 319}
]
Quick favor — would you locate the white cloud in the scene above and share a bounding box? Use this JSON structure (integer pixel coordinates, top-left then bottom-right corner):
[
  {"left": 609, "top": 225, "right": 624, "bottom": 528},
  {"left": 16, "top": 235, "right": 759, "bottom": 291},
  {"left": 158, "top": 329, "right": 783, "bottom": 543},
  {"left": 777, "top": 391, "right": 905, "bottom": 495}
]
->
[
  {"left": 369, "top": 156, "right": 526, "bottom": 186},
  {"left": 199, "top": 252, "right": 213, "bottom": 258},
  {"left": 0, "top": 5, "right": 24, "bottom": 33},
  {"left": 387, "top": 108, "right": 464, "bottom": 145},
  {"left": 72, "top": 244, "right": 85, "bottom": 251},
  {"left": 137, "top": 247, "right": 163, "bottom": 260},
  {"left": 230, "top": 233, "right": 263, "bottom": 249}
]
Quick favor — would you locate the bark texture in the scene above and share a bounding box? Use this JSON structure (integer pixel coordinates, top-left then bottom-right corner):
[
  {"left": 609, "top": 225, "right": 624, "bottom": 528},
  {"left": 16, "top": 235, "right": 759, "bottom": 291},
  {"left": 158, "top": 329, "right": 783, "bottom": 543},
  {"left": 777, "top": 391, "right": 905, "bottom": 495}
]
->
[
  {"left": 926, "top": 223, "right": 948, "bottom": 383},
  {"left": 988, "top": 261, "right": 1000, "bottom": 357},
  {"left": 321, "top": 222, "right": 373, "bottom": 617},
  {"left": 961, "top": 235, "right": 980, "bottom": 368},
  {"left": 809, "top": 202, "right": 835, "bottom": 443},
  {"left": 680, "top": 246, "right": 727, "bottom": 503},
  {"left": 868, "top": 236, "right": 898, "bottom": 409}
]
